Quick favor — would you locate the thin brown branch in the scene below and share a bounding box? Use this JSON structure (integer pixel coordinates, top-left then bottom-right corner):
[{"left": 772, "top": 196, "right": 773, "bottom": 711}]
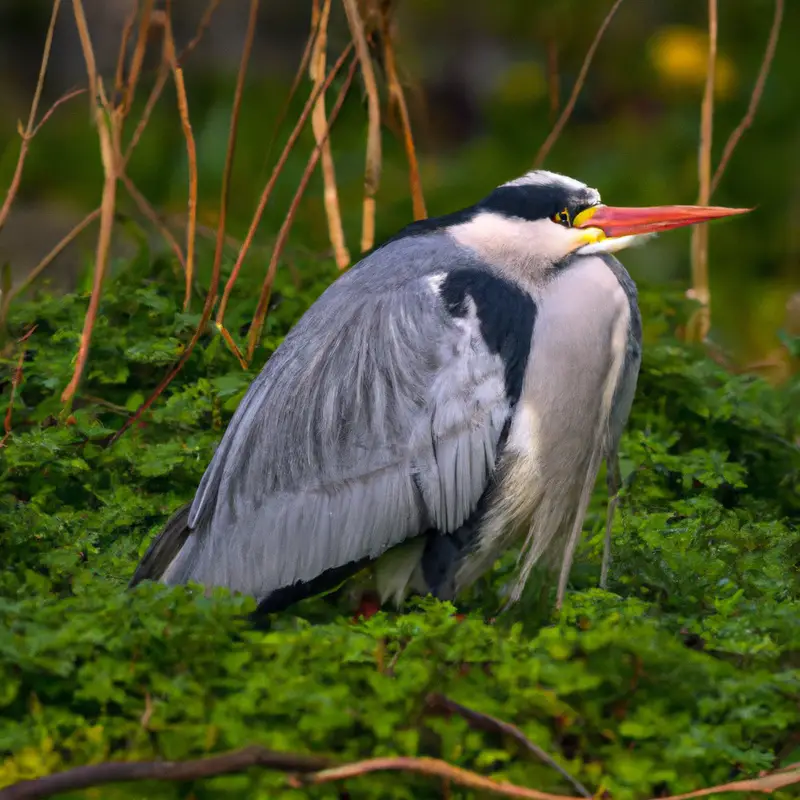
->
[
  {"left": 709, "top": 0, "right": 783, "bottom": 196},
  {"left": 122, "top": 63, "right": 170, "bottom": 167},
  {"left": 120, "top": 174, "right": 186, "bottom": 269},
  {"left": 0, "top": 746, "right": 332, "bottom": 800},
  {"left": 0, "top": 207, "right": 101, "bottom": 326},
  {"left": 162, "top": 11, "right": 198, "bottom": 306},
  {"left": 215, "top": 42, "right": 354, "bottom": 330},
  {"left": 30, "top": 87, "right": 87, "bottom": 137},
  {"left": 122, "top": 0, "right": 155, "bottom": 115},
  {"left": 109, "top": 0, "right": 260, "bottom": 444},
  {"left": 177, "top": 0, "right": 224, "bottom": 65},
  {"left": 246, "top": 55, "right": 358, "bottom": 361},
  {"left": 686, "top": 0, "right": 717, "bottom": 344},
  {"left": 259, "top": 4, "right": 324, "bottom": 185},
  {"left": 310, "top": 0, "right": 351, "bottom": 269},
  {"left": 0, "top": 0, "right": 61, "bottom": 235},
  {"left": 0, "top": 326, "right": 37, "bottom": 448},
  {"left": 381, "top": 0, "right": 426, "bottom": 221},
  {"left": 61, "top": 0, "right": 121, "bottom": 407},
  {"left": 533, "top": 0, "right": 624, "bottom": 168},
  {"left": 342, "top": 0, "right": 382, "bottom": 252},
  {"left": 215, "top": 323, "right": 248, "bottom": 370},
  {"left": 425, "top": 694, "right": 591, "bottom": 799}
]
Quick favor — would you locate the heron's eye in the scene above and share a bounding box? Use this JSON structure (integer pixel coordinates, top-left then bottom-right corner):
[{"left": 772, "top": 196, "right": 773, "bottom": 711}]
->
[{"left": 552, "top": 208, "right": 571, "bottom": 227}]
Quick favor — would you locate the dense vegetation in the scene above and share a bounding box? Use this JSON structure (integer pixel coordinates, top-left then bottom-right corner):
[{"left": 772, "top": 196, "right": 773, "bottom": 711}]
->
[{"left": 1, "top": 248, "right": 798, "bottom": 799}]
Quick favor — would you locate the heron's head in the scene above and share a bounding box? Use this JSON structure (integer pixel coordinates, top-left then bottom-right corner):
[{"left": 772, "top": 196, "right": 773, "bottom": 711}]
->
[{"left": 448, "top": 170, "right": 751, "bottom": 273}]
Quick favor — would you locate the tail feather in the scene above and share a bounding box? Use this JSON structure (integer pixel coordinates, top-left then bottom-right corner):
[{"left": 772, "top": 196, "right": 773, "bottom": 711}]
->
[{"left": 129, "top": 503, "right": 193, "bottom": 588}]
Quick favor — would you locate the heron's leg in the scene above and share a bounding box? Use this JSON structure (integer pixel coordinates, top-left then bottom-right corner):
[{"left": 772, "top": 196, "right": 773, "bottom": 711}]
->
[{"left": 601, "top": 454, "right": 622, "bottom": 590}]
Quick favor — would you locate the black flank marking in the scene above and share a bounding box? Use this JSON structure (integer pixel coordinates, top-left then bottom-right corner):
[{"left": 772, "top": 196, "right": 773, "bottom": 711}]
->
[
  {"left": 251, "top": 556, "right": 372, "bottom": 619},
  {"left": 439, "top": 269, "right": 536, "bottom": 407}
]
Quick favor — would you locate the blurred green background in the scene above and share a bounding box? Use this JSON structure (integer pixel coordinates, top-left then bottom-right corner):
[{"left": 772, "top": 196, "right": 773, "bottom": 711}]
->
[{"left": 0, "top": 0, "right": 797, "bottom": 363}]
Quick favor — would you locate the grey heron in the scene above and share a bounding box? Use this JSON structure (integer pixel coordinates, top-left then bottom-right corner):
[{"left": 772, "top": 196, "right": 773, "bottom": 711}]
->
[{"left": 130, "top": 170, "right": 749, "bottom": 617}]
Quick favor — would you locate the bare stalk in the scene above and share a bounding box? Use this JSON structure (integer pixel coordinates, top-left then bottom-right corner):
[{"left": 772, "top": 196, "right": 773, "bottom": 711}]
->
[
  {"left": 687, "top": 0, "right": 718, "bottom": 344},
  {"left": 61, "top": 0, "right": 122, "bottom": 406},
  {"left": 0, "top": 0, "right": 62, "bottom": 235},
  {"left": 111, "top": 0, "right": 261, "bottom": 443},
  {"left": 215, "top": 43, "right": 354, "bottom": 330},
  {"left": 162, "top": 11, "right": 198, "bottom": 308},
  {"left": 710, "top": 0, "right": 783, "bottom": 196},
  {"left": 310, "top": 0, "right": 351, "bottom": 268},
  {"left": 533, "top": 0, "right": 624, "bottom": 168},
  {"left": 342, "top": 0, "right": 382, "bottom": 252},
  {"left": 380, "top": 0, "right": 426, "bottom": 221},
  {"left": 246, "top": 55, "right": 359, "bottom": 360}
]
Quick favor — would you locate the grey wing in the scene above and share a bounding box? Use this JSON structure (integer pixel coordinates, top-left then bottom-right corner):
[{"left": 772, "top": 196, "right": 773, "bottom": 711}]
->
[{"left": 160, "top": 268, "right": 513, "bottom": 600}]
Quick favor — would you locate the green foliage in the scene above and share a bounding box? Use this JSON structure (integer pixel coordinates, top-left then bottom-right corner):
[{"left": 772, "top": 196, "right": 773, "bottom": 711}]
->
[{"left": 1, "top": 255, "right": 799, "bottom": 799}]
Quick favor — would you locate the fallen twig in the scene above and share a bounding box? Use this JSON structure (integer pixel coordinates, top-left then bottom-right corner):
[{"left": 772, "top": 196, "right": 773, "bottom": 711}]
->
[
  {"left": 0, "top": 746, "right": 333, "bottom": 800},
  {"left": 342, "top": 0, "right": 382, "bottom": 252},
  {"left": 425, "top": 693, "right": 591, "bottom": 799},
  {"left": 533, "top": 0, "right": 624, "bottom": 168},
  {"left": 0, "top": 0, "right": 62, "bottom": 235},
  {"left": 246, "top": 55, "right": 359, "bottom": 360},
  {"left": 710, "top": 0, "right": 783, "bottom": 195},
  {"left": 2, "top": 742, "right": 798, "bottom": 800}
]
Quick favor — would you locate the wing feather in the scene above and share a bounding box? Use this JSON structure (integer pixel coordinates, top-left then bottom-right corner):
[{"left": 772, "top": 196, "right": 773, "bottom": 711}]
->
[{"left": 162, "top": 237, "right": 513, "bottom": 600}]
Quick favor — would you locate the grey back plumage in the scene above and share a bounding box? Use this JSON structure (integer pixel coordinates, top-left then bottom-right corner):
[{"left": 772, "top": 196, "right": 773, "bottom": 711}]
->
[{"left": 162, "top": 233, "right": 516, "bottom": 600}]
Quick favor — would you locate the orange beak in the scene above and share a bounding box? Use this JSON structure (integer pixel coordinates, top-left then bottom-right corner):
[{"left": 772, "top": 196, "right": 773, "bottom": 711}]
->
[{"left": 573, "top": 204, "right": 752, "bottom": 237}]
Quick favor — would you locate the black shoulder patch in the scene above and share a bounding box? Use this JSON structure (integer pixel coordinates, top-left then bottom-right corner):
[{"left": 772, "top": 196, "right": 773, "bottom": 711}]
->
[{"left": 439, "top": 269, "right": 536, "bottom": 406}]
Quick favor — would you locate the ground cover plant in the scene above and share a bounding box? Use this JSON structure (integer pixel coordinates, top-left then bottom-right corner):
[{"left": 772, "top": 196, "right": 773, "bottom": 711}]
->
[{"left": 1, "top": 249, "right": 799, "bottom": 799}]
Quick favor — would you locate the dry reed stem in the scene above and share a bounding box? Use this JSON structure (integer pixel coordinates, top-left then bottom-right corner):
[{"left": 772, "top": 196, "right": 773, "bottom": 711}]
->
[
  {"left": 121, "top": 0, "right": 155, "bottom": 115},
  {"left": 0, "top": 0, "right": 61, "bottom": 235},
  {"left": 687, "top": 0, "right": 717, "bottom": 344},
  {"left": 380, "top": 0, "right": 426, "bottom": 221},
  {"left": 215, "top": 43, "right": 354, "bottom": 330},
  {"left": 122, "top": 63, "right": 170, "bottom": 167},
  {"left": 162, "top": 11, "right": 198, "bottom": 308},
  {"left": 120, "top": 174, "right": 185, "bottom": 268},
  {"left": 342, "top": 0, "right": 382, "bottom": 252},
  {"left": 310, "top": 0, "right": 351, "bottom": 269},
  {"left": 110, "top": 0, "right": 260, "bottom": 443},
  {"left": 0, "top": 207, "right": 101, "bottom": 326},
  {"left": 246, "top": 55, "right": 358, "bottom": 360},
  {"left": 61, "top": 0, "right": 122, "bottom": 406},
  {"left": 114, "top": 9, "right": 136, "bottom": 96},
  {"left": 533, "top": 0, "right": 624, "bottom": 168},
  {"left": 710, "top": 0, "right": 783, "bottom": 196},
  {"left": 29, "top": 88, "right": 86, "bottom": 137}
]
